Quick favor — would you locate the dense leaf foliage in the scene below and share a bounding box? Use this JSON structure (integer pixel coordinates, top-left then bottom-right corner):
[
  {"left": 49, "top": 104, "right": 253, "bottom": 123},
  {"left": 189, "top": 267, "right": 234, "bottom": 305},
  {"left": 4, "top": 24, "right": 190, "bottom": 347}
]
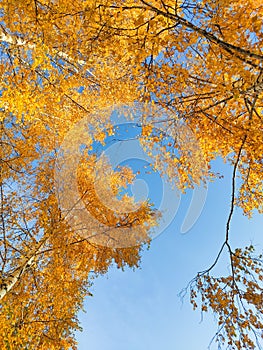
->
[{"left": 0, "top": 1, "right": 262, "bottom": 349}]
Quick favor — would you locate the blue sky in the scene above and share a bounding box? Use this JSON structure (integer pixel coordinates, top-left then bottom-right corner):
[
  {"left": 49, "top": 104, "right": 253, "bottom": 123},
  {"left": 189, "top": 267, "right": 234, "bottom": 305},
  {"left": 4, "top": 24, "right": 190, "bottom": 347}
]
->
[{"left": 74, "top": 126, "right": 263, "bottom": 350}]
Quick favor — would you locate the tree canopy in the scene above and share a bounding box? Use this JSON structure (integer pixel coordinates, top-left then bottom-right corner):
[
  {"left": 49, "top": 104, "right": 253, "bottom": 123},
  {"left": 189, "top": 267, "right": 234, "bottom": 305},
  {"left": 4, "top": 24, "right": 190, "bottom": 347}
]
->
[{"left": 0, "top": 1, "right": 263, "bottom": 349}]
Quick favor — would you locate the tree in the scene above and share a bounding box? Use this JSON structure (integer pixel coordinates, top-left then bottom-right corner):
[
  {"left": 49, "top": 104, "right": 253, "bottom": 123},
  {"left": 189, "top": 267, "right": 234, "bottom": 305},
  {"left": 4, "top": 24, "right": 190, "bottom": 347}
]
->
[
  {"left": 0, "top": 0, "right": 263, "bottom": 349},
  {"left": 0, "top": 2, "right": 157, "bottom": 348}
]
